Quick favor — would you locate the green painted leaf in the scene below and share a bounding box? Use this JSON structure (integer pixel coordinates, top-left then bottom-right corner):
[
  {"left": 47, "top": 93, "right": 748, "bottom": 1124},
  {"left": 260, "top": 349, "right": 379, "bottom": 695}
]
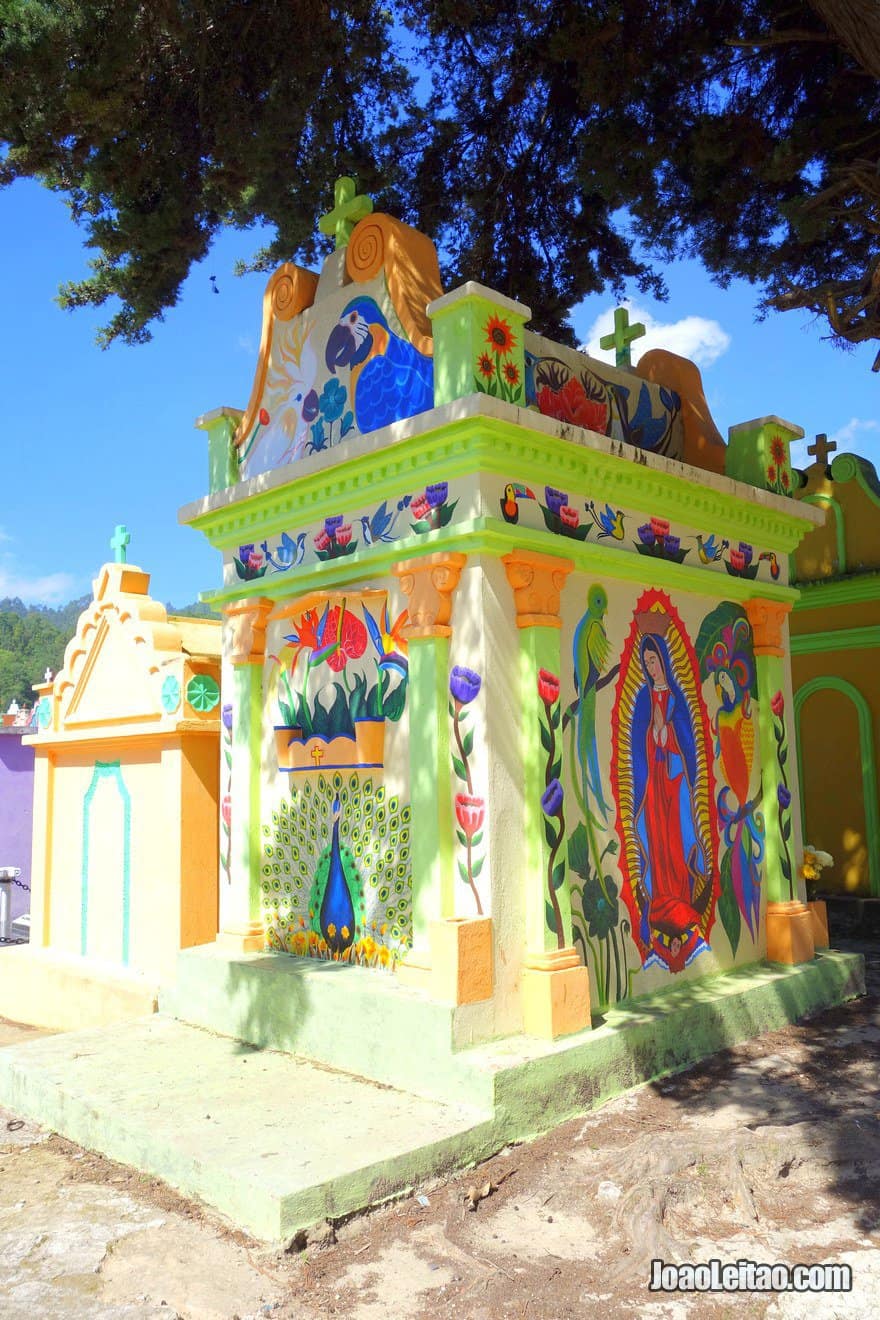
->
[
  {"left": 551, "top": 757, "right": 562, "bottom": 781},
  {"left": 452, "top": 754, "right": 468, "bottom": 782},
  {"left": 472, "top": 855, "right": 485, "bottom": 877},
  {"left": 718, "top": 847, "right": 741, "bottom": 956},
  {"left": 461, "top": 726, "right": 475, "bottom": 758},
  {"left": 458, "top": 860, "right": 469, "bottom": 884},
  {"left": 543, "top": 816, "right": 557, "bottom": 849},
  {"left": 470, "top": 830, "right": 483, "bottom": 848},
  {"left": 540, "top": 721, "right": 553, "bottom": 752},
  {"left": 551, "top": 860, "right": 566, "bottom": 891},
  {"left": 545, "top": 901, "right": 558, "bottom": 934},
  {"left": 568, "top": 823, "right": 590, "bottom": 879},
  {"left": 456, "top": 828, "right": 468, "bottom": 848}
]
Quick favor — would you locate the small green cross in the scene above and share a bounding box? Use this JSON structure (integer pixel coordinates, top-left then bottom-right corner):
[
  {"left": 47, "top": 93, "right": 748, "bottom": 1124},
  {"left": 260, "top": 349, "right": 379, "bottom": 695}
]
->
[
  {"left": 110, "top": 524, "right": 130, "bottom": 564},
  {"left": 599, "top": 306, "right": 646, "bottom": 369},
  {"left": 318, "top": 177, "right": 373, "bottom": 249}
]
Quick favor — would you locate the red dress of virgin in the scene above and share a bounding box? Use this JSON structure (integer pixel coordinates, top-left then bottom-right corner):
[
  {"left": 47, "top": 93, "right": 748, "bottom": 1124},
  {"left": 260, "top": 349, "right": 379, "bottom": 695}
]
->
[{"left": 641, "top": 687, "right": 701, "bottom": 937}]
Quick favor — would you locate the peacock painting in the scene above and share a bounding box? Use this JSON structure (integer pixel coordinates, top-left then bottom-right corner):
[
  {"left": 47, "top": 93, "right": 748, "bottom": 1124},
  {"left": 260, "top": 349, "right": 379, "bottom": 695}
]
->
[{"left": 311, "top": 796, "right": 364, "bottom": 956}]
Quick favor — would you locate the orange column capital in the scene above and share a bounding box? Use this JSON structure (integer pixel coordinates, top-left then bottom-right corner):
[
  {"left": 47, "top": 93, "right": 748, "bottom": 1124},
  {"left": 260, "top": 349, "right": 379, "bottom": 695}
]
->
[
  {"left": 744, "top": 597, "right": 792, "bottom": 656},
  {"left": 224, "top": 596, "right": 274, "bottom": 665},
  {"left": 501, "top": 548, "right": 574, "bottom": 629},
  {"left": 392, "top": 552, "right": 467, "bottom": 638}
]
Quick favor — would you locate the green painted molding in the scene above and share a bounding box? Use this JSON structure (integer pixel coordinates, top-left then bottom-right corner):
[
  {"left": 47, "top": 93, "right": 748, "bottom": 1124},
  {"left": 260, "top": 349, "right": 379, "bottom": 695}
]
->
[
  {"left": 793, "top": 675, "right": 880, "bottom": 897},
  {"left": 202, "top": 516, "right": 800, "bottom": 612},
  {"left": 793, "top": 572, "right": 880, "bottom": 611},
  {"left": 183, "top": 404, "right": 818, "bottom": 557},
  {"left": 798, "top": 492, "right": 846, "bottom": 574},
  {"left": 80, "top": 761, "right": 132, "bottom": 964},
  {"left": 791, "top": 625, "right": 880, "bottom": 656},
  {"left": 830, "top": 451, "right": 880, "bottom": 510}
]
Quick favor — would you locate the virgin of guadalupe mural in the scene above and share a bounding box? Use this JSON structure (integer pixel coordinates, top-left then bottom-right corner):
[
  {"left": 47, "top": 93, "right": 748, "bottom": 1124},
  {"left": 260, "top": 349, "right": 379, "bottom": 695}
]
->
[{"left": 611, "top": 590, "right": 720, "bottom": 973}]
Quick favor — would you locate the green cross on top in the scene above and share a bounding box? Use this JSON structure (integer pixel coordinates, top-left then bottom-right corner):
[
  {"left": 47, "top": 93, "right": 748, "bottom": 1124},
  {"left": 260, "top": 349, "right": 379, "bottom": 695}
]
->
[
  {"left": 110, "top": 524, "right": 130, "bottom": 564},
  {"left": 599, "top": 306, "right": 646, "bottom": 369},
  {"left": 318, "top": 177, "right": 373, "bottom": 249}
]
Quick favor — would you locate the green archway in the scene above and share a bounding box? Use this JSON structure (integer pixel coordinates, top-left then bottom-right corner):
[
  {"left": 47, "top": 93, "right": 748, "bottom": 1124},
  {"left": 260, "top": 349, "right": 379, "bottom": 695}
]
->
[{"left": 794, "top": 676, "right": 879, "bottom": 896}]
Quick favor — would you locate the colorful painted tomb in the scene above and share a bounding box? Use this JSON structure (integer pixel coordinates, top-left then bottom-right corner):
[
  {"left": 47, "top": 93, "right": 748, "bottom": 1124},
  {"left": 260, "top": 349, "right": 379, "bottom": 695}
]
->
[{"left": 183, "top": 191, "right": 823, "bottom": 1040}]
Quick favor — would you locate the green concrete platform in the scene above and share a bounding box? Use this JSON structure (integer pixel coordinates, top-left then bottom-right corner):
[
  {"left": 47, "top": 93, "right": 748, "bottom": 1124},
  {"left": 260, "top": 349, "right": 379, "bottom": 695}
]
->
[{"left": 0, "top": 950, "right": 864, "bottom": 1239}]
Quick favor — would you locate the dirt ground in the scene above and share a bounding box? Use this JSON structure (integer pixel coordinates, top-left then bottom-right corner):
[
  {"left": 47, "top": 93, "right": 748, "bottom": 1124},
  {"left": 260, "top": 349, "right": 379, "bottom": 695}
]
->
[{"left": 2, "top": 940, "right": 879, "bottom": 1320}]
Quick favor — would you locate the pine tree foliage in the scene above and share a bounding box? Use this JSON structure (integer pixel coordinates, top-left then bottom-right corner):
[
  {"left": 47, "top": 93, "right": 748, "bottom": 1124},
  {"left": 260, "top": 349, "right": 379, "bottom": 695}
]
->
[{"left": 1, "top": 2, "right": 878, "bottom": 360}]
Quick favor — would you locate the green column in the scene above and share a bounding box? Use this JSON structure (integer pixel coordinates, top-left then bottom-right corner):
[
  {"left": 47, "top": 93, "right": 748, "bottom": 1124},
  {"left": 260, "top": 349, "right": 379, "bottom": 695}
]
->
[
  {"left": 519, "top": 626, "right": 575, "bottom": 953},
  {"left": 393, "top": 553, "right": 467, "bottom": 955},
  {"left": 746, "top": 600, "right": 800, "bottom": 905},
  {"left": 502, "top": 549, "right": 576, "bottom": 956},
  {"left": 407, "top": 635, "right": 455, "bottom": 941},
  {"left": 196, "top": 407, "right": 243, "bottom": 494},
  {"left": 220, "top": 598, "right": 273, "bottom": 951}
]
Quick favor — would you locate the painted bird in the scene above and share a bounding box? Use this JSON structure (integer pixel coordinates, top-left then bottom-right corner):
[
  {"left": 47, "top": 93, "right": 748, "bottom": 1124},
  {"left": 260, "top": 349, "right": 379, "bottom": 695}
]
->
[
  {"left": 758, "top": 551, "right": 780, "bottom": 580},
  {"left": 260, "top": 532, "right": 306, "bottom": 572},
  {"left": 696, "top": 534, "right": 729, "bottom": 564},
  {"left": 359, "top": 500, "right": 401, "bottom": 545},
  {"left": 500, "top": 483, "right": 535, "bottom": 524},
  {"left": 325, "top": 297, "right": 433, "bottom": 433},
  {"left": 319, "top": 797, "right": 356, "bottom": 957},
  {"left": 612, "top": 382, "right": 669, "bottom": 453},
  {"left": 572, "top": 584, "right": 613, "bottom": 821},
  {"left": 586, "top": 501, "right": 625, "bottom": 540}
]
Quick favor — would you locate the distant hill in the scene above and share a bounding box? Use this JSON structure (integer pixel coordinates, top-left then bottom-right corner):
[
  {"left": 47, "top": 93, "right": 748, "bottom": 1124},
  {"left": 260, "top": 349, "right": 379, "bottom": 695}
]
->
[{"left": 0, "top": 595, "right": 215, "bottom": 711}]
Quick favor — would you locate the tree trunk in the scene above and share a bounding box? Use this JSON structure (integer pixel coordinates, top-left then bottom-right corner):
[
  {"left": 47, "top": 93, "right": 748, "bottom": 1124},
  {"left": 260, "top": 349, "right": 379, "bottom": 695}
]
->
[{"left": 808, "top": 0, "right": 880, "bottom": 77}]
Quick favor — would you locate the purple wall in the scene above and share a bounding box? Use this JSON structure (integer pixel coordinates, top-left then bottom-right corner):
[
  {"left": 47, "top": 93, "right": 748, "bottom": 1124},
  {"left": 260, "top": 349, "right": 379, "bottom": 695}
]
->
[{"left": 0, "top": 732, "right": 35, "bottom": 923}]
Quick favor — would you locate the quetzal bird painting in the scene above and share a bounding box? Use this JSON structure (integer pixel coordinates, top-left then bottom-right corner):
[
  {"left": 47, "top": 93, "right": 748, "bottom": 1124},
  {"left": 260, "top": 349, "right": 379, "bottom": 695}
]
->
[
  {"left": 696, "top": 606, "right": 764, "bottom": 950},
  {"left": 572, "top": 585, "right": 618, "bottom": 823},
  {"left": 324, "top": 297, "right": 433, "bottom": 434},
  {"left": 309, "top": 796, "right": 365, "bottom": 957}
]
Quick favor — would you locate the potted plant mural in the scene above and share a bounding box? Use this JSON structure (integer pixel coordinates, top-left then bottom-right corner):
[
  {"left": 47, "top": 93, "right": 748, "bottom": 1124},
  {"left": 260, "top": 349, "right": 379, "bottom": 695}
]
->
[{"left": 273, "top": 594, "right": 409, "bottom": 773}]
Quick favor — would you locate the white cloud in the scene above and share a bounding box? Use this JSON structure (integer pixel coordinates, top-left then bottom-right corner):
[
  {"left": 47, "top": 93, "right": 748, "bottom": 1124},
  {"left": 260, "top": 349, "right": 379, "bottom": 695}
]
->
[
  {"left": 0, "top": 528, "right": 11, "bottom": 543},
  {"left": 829, "top": 417, "right": 880, "bottom": 450},
  {"left": 583, "top": 302, "right": 731, "bottom": 370},
  {"left": 237, "top": 334, "right": 256, "bottom": 356},
  {"left": 0, "top": 564, "right": 77, "bottom": 605}
]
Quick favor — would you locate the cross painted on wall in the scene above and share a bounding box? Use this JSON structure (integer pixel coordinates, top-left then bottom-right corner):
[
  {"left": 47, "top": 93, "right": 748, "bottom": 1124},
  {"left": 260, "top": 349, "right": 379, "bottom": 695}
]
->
[
  {"left": 111, "top": 524, "right": 131, "bottom": 564},
  {"left": 599, "top": 307, "right": 646, "bottom": 369},
  {"left": 318, "top": 177, "right": 373, "bottom": 250}
]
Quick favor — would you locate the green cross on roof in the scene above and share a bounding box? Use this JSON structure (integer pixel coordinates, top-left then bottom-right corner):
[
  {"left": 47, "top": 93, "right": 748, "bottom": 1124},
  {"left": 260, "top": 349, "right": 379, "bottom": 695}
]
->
[
  {"left": 318, "top": 177, "right": 373, "bottom": 249},
  {"left": 110, "top": 524, "right": 130, "bottom": 564},
  {"left": 599, "top": 306, "right": 646, "bottom": 369}
]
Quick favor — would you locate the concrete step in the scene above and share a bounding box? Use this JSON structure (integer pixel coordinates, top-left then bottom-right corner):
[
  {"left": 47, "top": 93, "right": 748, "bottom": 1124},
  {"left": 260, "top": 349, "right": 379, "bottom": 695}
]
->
[{"left": 0, "top": 1015, "right": 494, "bottom": 1241}]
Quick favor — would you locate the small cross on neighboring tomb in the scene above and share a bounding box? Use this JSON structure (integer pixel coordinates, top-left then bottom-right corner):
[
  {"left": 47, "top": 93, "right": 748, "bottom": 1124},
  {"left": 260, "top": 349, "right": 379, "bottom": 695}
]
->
[
  {"left": 310, "top": 744, "right": 325, "bottom": 768},
  {"left": 599, "top": 306, "right": 647, "bottom": 369},
  {"left": 807, "top": 432, "right": 837, "bottom": 469},
  {"left": 110, "top": 524, "right": 131, "bottom": 564},
  {"left": 318, "top": 177, "right": 373, "bottom": 250}
]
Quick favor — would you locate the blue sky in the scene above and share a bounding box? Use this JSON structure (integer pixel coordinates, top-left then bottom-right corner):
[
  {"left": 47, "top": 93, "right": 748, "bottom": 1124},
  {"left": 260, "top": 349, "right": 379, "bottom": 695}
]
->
[{"left": 1, "top": 178, "right": 877, "bottom": 609}]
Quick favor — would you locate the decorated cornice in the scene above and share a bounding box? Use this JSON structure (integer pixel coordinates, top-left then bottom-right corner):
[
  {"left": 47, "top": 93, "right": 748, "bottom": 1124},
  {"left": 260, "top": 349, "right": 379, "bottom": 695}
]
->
[
  {"left": 791, "top": 624, "right": 880, "bottom": 656},
  {"left": 197, "top": 515, "right": 800, "bottom": 612},
  {"left": 794, "top": 571, "right": 880, "bottom": 610},
  {"left": 181, "top": 395, "right": 821, "bottom": 556}
]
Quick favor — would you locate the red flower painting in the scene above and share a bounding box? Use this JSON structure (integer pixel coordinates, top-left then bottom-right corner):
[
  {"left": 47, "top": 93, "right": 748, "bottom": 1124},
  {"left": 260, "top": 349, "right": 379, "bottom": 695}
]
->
[
  {"left": 322, "top": 606, "right": 368, "bottom": 672},
  {"left": 537, "top": 376, "right": 608, "bottom": 434}
]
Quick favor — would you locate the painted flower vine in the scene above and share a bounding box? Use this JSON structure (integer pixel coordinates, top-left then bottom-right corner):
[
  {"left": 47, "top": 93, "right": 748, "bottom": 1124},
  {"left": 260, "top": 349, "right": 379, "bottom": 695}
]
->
[
  {"left": 449, "top": 666, "right": 485, "bottom": 913},
  {"left": 771, "top": 689, "right": 795, "bottom": 898},
  {"left": 538, "top": 669, "right": 566, "bottom": 947}
]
